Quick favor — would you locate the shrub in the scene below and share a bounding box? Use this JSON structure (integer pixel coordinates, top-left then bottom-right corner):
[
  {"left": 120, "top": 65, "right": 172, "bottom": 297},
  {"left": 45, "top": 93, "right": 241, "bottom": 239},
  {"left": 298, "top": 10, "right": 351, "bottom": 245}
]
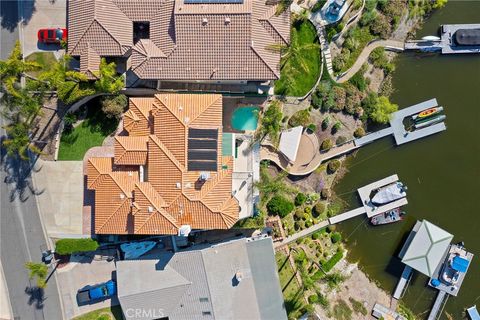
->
[
  {"left": 349, "top": 297, "right": 368, "bottom": 316},
  {"left": 307, "top": 123, "right": 317, "bottom": 132},
  {"left": 318, "top": 292, "right": 330, "bottom": 308},
  {"left": 320, "top": 188, "right": 330, "bottom": 199},
  {"left": 288, "top": 109, "right": 310, "bottom": 127},
  {"left": 305, "top": 220, "right": 313, "bottom": 228},
  {"left": 101, "top": 94, "right": 128, "bottom": 120},
  {"left": 307, "top": 193, "right": 320, "bottom": 204},
  {"left": 63, "top": 113, "right": 77, "bottom": 132},
  {"left": 321, "top": 117, "right": 330, "bottom": 130},
  {"left": 326, "top": 225, "right": 336, "bottom": 233},
  {"left": 304, "top": 206, "right": 312, "bottom": 215},
  {"left": 55, "top": 238, "right": 99, "bottom": 255},
  {"left": 354, "top": 127, "right": 366, "bottom": 138},
  {"left": 331, "top": 122, "right": 342, "bottom": 134},
  {"left": 331, "top": 86, "right": 346, "bottom": 111},
  {"left": 320, "top": 139, "right": 333, "bottom": 151},
  {"left": 359, "top": 9, "right": 377, "bottom": 27},
  {"left": 349, "top": 68, "right": 368, "bottom": 91},
  {"left": 295, "top": 193, "right": 307, "bottom": 206},
  {"left": 313, "top": 202, "right": 325, "bottom": 217},
  {"left": 327, "top": 160, "right": 341, "bottom": 173},
  {"left": 370, "top": 13, "right": 392, "bottom": 39},
  {"left": 331, "top": 232, "right": 342, "bottom": 243},
  {"left": 312, "top": 231, "right": 321, "bottom": 240},
  {"left": 336, "top": 136, "right": 347, "bottom": 145},
  {"left": 308, "top": 294, "right": 319, "bottom": 304},
  {"left": 266, "top": 195, "right": 294, "bottom": 218},
  {"left": 295, "top": 209, "right": 305, "bottom": 220},
  {"left": 322, "top": 251, "right": 343, "bottom": 272}
]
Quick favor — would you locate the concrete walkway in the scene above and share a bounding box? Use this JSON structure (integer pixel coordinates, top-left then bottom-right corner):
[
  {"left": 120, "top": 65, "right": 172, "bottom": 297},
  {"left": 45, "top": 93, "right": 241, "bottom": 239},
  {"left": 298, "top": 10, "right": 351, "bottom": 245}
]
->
[
  {"left": 335, "top": 39, "right": 405, "bottom": 83},
  {"left": 0, "top": 261, "right": 13, "bottom": 320}
]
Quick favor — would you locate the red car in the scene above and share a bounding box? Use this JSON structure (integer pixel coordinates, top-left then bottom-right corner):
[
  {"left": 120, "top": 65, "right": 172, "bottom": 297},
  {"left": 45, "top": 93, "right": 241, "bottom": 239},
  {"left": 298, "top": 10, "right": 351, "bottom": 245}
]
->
[{"left": 37, "top": 28, "right": 67, "bottom": 44}]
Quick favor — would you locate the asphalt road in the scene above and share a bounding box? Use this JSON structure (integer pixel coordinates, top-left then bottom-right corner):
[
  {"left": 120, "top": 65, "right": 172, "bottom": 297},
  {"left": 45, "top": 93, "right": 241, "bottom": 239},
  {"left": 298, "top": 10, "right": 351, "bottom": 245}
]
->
[{"left": 1, "top": 2, "right": 64, "bottom": 319}]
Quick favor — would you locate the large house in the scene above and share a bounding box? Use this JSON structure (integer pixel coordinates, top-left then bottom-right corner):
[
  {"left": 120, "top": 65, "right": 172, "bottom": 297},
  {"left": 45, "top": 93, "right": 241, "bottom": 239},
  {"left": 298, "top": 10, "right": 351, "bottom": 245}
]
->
[
  {"left": 68, "top": 0, "right": 290, "bottom": 86},
  {"left": 116, "top": 236, "right": 287, "bottom": 320},
  {"left": 86, "top": 93, "right": 256, "bottom": 235}
]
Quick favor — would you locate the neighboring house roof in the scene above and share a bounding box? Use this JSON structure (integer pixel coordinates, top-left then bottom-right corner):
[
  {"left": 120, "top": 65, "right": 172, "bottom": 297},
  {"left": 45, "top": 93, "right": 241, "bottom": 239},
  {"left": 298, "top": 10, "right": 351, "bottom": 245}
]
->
[
  {"left": 116, "top": 236, "right": 287, "bottom": 320},
  {"left": 400, "top": 220, "right": 453, "bottom": 277},
  {"left": 68, "top": 0, "right": 290, "bottom": 81},
  {"left": 87, "top": 93, "right": 240, "bottom": 235},
  {"left": 279, "top": 126, "right": 303, "bottom": 162}
]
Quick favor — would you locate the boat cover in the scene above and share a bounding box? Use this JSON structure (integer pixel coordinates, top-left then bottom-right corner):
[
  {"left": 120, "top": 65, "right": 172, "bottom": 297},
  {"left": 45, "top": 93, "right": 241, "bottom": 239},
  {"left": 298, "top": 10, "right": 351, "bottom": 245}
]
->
[
  {"left": 454, "top": 29, "right": 480, "bottom": 46},
  {"left": 371, "top": 182, "right": 406, "bottom": 205},
  {"left": 452, "top": 256, "right": 469, "bottom": 272},
  {"left": 120, "top": 241, "right": 156, "bottom": 260},
  {"left": 467, "top": 306, "right": 480, "bottom": 320}
]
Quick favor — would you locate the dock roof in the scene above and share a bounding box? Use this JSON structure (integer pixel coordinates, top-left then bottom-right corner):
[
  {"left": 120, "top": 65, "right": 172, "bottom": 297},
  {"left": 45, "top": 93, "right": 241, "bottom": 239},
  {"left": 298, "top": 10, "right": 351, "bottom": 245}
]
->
[{"left": 400, "top": 220, "right": 453, "bottom": 277}]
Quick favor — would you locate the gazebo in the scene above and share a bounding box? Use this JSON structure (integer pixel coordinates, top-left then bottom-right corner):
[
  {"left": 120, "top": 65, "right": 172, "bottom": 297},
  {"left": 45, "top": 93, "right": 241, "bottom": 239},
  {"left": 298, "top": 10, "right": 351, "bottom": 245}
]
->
[
  {"left": 399, "top": 220, "right": 453, "bottom": 277},
  {"left": 278, "top": 126, "right": 303, "bottom": 163}
]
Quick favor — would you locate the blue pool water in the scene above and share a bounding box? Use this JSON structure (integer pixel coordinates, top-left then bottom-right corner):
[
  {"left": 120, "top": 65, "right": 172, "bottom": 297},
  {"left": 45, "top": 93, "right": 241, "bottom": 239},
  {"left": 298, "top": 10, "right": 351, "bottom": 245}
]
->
[{"left": 231, "top": 106, "right": 259, "bottom": 131}]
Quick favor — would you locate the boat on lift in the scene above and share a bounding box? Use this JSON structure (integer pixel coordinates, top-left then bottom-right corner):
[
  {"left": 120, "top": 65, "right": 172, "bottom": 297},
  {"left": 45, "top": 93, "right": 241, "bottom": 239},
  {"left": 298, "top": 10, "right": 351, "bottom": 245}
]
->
[
  {"left": 371, "top": 182, "right": 407, "bottom": 205},
  {"left": 370, "top": 208, "right": 405, "bottom": 225},
  {"left": 414, "top": 115, "right": 446, "bottom": 129},
  {"left": 412, "top": 106, "right": 444, "bottom": 121}
]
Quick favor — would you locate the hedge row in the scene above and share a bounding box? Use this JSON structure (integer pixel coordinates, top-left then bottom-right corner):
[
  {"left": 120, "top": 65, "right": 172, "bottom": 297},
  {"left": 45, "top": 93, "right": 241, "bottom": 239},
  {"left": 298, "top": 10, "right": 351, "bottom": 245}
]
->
[
  {"left": 322, "top": 251, "right": 344, "bottom": 272},
  {"left": 55, "top": 238, "right": 99, "bottom": 255}
]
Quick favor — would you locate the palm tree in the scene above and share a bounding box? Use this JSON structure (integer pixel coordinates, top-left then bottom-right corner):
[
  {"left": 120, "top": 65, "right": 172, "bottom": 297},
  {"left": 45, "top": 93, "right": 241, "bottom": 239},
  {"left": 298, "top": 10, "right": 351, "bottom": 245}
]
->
[
  {"left": 25, "top": 262, "right": 48, "bottom": 288},
  {"left": 0, "top": 41, "right": 41, "bottom": 98},
  {"left": 93, "top": 58, "right": 124, "bottom": 94},
  {"left": 3, "top": 121, "right": 43, "bottom": 160},
  {"left": 255, "top": 162, "right": 296, "bottom": 205}
]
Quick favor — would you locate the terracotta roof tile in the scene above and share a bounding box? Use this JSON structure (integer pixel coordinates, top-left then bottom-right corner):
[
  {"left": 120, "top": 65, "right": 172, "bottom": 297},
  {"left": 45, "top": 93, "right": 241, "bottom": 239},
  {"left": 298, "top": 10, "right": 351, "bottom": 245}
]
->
[
  {"left": 87, "top": 94, "right": 240, "bottom": 235},
  {"left": 68, "top": 0, "right": 290, "bottom": 81},
  {"left": 114, "top": 136, "right": 149, "bottom": 165}
]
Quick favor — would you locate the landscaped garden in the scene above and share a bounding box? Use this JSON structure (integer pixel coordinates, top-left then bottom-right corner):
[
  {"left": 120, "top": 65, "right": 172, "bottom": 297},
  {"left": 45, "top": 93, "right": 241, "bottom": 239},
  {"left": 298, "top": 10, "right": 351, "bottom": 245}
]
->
[
  {"left": 274, "top": 18, "right": 321, "bottom": 97},
  {"left": 58, "top": 98, "right": 120, "bottom": 160}
]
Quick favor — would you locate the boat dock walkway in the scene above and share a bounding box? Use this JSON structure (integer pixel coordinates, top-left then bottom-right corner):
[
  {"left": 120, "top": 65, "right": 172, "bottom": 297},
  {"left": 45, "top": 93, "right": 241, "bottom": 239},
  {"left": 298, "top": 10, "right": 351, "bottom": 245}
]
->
[
  {"left": 276, "top": 174, "right": 407, "bottom": 248},
  {"left": 372, "top": 302, "right": 407, "bottom": 320},
  {"left": 427, "top": 291, "right": 449, "bottom": 320},
  {"left": 405, "top": 24, "right": 480, "bottom": 54},
  {"left": 393, "top": 265, "right": 413, "bottom": 299},
  {"left": 355, "top": 98, "right": 446, "bottom": 148}
]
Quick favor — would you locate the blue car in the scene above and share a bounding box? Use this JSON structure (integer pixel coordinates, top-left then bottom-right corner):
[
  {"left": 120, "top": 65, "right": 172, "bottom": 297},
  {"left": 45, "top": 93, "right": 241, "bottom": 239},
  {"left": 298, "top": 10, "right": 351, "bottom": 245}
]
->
[{"left": 76, "top": 280, "right": 116, "bottom": 305}]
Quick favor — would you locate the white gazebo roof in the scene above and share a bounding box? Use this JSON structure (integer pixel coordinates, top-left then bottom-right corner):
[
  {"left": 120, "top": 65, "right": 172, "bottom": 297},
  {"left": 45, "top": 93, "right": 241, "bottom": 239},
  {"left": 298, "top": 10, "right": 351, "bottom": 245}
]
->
[
  {"left": 278, "top": 126, "right": 303, "bottom": 162},
  {"left": 401, "top": 220, "right": 453, "bottom": 277}
]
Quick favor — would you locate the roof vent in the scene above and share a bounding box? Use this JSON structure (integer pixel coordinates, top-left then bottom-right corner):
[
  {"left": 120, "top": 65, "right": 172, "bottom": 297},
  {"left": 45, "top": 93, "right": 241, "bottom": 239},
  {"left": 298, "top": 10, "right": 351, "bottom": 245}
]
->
[
  {"left": 202, "top": 18, "right": 208, "bottom": 25},
  {"left": 120, "top": 193, "right": 125, "bottom": 199},
  {"left": 184, "top": 116, "right": 190, "bottom": 123},
  {"left": 176, "top": 182, "right": 181, "bottom": 189},
  {"left": 225, "top": 17, "right": 231, "bottom": 24},
  {"left": 148, "top": 206, "right": 154, "bottom": 213},
  {"left": 200, "top": 172, "right": 210, "bottom": 181},
  {"left": 179, "top": 106, "right": 183, "bottom": 111}
]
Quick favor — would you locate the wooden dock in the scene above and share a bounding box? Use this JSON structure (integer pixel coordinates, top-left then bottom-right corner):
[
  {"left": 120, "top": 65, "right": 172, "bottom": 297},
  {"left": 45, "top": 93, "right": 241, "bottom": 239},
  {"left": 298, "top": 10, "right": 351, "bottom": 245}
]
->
[{"left": 427, "top": 291, "right": 448, "bottom": 320}]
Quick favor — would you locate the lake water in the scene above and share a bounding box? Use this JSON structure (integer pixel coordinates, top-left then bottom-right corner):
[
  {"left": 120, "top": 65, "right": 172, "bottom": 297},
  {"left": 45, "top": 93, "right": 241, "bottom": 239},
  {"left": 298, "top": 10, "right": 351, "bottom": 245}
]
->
[{"left": 334, "top": 2, "right": 480, "bottom": 319}]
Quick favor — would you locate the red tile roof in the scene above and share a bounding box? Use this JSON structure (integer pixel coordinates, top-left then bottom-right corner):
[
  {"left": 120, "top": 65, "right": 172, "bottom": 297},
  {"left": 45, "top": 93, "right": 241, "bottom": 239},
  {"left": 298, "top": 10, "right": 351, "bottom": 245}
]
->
[{"left": 87, "top": 93, "right": 240, "bottom": 235}]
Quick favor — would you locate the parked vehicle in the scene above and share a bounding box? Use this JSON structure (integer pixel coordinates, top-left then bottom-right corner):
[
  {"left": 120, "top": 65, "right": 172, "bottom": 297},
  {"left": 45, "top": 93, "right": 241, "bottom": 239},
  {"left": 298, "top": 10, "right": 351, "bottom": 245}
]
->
[
  {"left": 37, "top": 28, "right": 67, "bottom": 44},
  {"left": 76, "top": 280, "right": 116, "bottom": 305}
]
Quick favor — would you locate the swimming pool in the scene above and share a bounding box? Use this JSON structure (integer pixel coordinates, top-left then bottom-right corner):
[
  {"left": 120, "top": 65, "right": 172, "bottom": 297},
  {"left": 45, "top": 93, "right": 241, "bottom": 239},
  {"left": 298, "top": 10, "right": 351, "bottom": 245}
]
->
[{"left": 231, "top": 106, "right": 259, "bottom": 131}]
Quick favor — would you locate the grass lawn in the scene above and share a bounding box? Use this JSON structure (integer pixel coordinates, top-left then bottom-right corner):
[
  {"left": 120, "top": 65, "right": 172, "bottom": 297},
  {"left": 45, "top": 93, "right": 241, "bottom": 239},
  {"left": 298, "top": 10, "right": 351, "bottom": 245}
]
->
[
  {"left": 58, "top": 103, "right": 119, "bottom": 160},
  {"left": 25, "top": 52, "right": 57, "bottom": 77},
  {"left": 73, "top": 306, "right": 123, "bottom": 320},
  {"left": 275, "top": 19, "right": 321, "bottom": 97},
  {"left": 276, "top": 252, "right": 304, "bottom": 318}
]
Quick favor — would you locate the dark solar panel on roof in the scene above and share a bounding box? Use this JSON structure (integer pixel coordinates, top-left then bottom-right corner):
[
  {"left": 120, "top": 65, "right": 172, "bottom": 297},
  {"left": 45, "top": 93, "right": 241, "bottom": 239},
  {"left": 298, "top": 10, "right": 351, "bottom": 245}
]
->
[
  {"left": 184, "top": 0, "right": 243, "bottom": 3},
  {"left": 189, "top": 128, "right": 218, "bottom": 139},
  {"left": 188, "top": 161, "right": 217, "bottom": 171},
  {"left": 188, "top": 139, "right": 217, "bottom": 150},
  {"left": 188, "top": 150, "right": 217, "bottom": 161}
]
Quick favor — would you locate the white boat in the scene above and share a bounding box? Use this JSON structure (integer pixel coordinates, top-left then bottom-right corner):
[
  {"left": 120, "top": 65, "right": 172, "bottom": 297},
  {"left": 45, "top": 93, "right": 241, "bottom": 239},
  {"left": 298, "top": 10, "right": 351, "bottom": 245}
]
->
[
  {"left": 422, "top": 35, "right": 441, "bottom": 41},
  {"left": 371, "top": 182, "right": 407, "bottom": 205},
  {"left": 120, "top": 241, "right": 156, "bottom": 260}
]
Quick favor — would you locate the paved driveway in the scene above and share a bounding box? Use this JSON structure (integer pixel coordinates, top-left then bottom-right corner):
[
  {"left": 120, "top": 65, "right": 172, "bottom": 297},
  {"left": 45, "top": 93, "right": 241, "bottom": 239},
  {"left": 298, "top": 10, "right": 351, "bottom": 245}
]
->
[
  {"left": 20, "top": 0, "right": 66, "bottom": 58},
  {"left": 32, "top": 159, "right": 84, "bottom": 237},
  {"left": 57, "top": 253, "right": 119, "bottom": 319}
]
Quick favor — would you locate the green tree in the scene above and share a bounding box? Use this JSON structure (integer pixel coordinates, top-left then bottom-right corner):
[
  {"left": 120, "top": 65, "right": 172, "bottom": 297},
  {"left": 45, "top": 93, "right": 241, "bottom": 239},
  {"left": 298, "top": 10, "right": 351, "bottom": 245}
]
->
[
  {"left": 266, "top": 195, "right": 294, "bottom": 218},
  {"left": 295, "top": 193, "right": 307, "bottom": 206},
  {"left": 3, "top": 121, "right": 43, "bottom": 160},
  {"left": 25, "top": 262, "right": 48, "bottom": 288},
  {"left": 255, "top": 163, "right": 296, "bottom": 205},
  {"left": 370, "top": 96, "right": 398, "bottom": 123},
  {"left": 101, "top": 94, "right": 128, "bottom": 119},
  {"left": 94, "top": 58, "right": 124, "bottom": 94},
  {"left": 256, "top": 101, "right": 283, "bottom": 146},
  {"left": 0, "top": 41, "right": 40, "bottom": 98}
]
